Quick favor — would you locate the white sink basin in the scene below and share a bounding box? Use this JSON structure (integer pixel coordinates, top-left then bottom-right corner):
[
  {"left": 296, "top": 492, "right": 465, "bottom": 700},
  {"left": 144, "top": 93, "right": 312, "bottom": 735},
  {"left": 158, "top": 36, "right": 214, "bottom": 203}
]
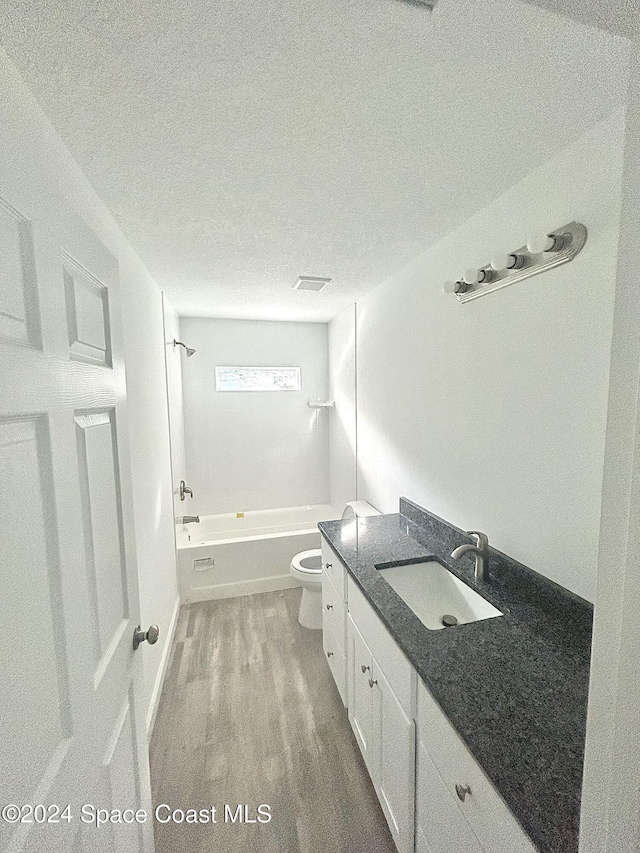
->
[{"left": 377, "top": 561, "right": 503, "bottom": 631}]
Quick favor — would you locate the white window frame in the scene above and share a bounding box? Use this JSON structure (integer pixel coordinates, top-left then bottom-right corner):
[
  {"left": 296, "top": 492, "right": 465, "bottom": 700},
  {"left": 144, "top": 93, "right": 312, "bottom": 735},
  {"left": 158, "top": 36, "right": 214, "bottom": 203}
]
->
[{"left": 214, "top": 365, "right": 302, "bottom": 392}]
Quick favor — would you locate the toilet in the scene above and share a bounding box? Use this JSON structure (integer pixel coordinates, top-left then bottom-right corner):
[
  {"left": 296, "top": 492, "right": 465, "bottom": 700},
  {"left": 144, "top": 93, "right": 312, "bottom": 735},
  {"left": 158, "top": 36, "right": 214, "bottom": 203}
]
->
[{"left": 291, "top": 501, "right": 380, "bottom": 629}]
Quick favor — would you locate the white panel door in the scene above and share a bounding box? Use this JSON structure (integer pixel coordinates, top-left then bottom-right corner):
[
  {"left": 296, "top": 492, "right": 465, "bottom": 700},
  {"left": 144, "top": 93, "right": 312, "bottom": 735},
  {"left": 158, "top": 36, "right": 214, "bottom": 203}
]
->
[{"left": 0, "top": 184, "right": 153, "bottom": 853}]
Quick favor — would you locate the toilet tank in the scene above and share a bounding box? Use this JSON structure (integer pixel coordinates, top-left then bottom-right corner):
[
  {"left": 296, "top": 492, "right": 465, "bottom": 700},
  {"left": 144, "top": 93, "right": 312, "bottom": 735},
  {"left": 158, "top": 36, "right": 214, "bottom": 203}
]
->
[{"left": 341, "top": 501, "right": 381, "bottom": 520}]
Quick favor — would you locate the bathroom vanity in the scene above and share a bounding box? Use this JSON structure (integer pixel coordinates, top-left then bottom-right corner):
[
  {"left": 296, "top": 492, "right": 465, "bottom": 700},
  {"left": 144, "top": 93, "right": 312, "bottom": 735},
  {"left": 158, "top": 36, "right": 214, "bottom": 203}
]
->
[{"left": 319, "top": 499, "right": 593, "bottom": 853}]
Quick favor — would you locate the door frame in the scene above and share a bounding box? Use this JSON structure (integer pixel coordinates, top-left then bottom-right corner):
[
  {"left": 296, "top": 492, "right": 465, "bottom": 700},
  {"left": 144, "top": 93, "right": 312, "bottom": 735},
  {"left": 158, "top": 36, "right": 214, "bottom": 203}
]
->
[{"left": 578, "top": 44, "right": 640, "bottom": 852}]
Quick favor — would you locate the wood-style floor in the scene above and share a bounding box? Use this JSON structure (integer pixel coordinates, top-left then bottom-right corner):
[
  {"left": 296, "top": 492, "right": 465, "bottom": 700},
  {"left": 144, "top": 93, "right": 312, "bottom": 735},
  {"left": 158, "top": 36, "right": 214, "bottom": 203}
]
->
[{"left": 149, "top": 588, "right": 396, "bottom": 853}]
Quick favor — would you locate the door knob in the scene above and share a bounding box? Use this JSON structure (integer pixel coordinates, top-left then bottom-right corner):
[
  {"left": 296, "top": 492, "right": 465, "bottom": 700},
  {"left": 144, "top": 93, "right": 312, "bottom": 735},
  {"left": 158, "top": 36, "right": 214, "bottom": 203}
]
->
[
  {"left": 361, "top": 664, "right": 370, "bottom": 673},
  {"left": 326, "top": 604, "right": 333, "bottom": 610},
  {"left": 133, "top": 624, "right": 160, "bottom": 651},
  {"left": 368, "top": 678, "right": 378, "bottom": 688}
]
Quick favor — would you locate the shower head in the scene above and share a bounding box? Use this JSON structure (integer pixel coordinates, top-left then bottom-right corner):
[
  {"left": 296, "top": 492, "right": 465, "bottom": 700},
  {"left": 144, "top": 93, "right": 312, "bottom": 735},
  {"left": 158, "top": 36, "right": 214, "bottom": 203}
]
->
[{"left": 173, "top": 339, "right": 196, "bottom": 357}]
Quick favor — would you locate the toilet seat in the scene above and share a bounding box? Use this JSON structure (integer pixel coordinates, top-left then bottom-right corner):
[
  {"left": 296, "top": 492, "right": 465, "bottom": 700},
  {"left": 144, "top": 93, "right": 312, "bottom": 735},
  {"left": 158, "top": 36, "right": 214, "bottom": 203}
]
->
[
  {"left": 291, "top": 548, "right": 322, "bottom": 574},
  {"left": 291, "top": 503, "right": 379, "bottom": 631}
]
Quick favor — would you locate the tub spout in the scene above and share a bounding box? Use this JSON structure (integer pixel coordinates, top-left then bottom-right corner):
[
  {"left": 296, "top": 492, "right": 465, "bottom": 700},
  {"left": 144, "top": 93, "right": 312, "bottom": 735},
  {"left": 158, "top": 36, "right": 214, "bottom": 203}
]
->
[{"left": 177, "top": 515, "right": 200, "bottom": 524}]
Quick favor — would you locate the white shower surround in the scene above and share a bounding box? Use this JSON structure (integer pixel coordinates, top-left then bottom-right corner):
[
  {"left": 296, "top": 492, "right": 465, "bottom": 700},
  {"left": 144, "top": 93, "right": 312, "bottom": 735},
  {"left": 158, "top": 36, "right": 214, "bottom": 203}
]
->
[{"left": 176, "top": 503, "right": 340, "bottom": 603}]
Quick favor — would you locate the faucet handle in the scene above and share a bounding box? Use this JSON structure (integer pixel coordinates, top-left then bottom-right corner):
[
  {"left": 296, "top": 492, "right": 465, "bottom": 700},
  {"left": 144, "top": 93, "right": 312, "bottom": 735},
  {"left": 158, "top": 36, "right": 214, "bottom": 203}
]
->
[
  {"left": 179, "top": 480, "right": 194, "bottom": 501},
  {"left": 467, "top": 530, "right": 488, "bottom": 550}
]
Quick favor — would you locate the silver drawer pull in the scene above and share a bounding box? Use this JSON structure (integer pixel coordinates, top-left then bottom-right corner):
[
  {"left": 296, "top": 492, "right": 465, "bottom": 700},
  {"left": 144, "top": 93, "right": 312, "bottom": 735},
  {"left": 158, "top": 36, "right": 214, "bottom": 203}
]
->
[
  {"left": 455, "top": 784, "right": 472, "bottom": 802},
  {"left": 368, "top": 678, "right": 378, "bottom": 688},
  {"left": 327, "top": 651, "right": 334, "bottom": 658},
  {"left": 361, "top": 664, "right": 370, "bottom": 673},
  {"left": 326, "top": 604, "right": 334, "bottom": 610}
]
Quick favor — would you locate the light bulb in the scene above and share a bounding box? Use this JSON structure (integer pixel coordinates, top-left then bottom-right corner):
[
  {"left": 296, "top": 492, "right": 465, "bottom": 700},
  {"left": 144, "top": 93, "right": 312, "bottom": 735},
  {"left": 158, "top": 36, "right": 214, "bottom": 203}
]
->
[
  {"left": 491, "top": 253, "right": 523, "bottom": 272},
  {"left": 464, "top": 268, "right": 493, "bottom": 285},
  {"left": 443, "top": 280, "right": 466, "bottom": 294},
  {"left": 527, "top": 234, "right": 561, "bottom": 255}
]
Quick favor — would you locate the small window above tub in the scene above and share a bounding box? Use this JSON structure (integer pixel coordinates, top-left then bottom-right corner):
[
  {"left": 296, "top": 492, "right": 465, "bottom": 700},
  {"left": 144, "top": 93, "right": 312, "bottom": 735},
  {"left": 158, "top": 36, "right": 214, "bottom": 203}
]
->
[{"left": 214, "top": 366, "right": 301, "bottom": 392}]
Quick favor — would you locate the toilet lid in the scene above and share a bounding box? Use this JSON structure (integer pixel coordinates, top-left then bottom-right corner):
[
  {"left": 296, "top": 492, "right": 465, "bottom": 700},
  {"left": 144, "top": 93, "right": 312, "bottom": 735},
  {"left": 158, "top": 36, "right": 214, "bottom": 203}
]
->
[{"left": 292, "top": 549, "right": 322, "bottom": 573}]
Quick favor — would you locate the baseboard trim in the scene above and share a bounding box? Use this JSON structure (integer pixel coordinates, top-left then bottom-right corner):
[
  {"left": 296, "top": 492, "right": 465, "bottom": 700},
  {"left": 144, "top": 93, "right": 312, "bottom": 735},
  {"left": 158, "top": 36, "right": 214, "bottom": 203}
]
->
[
  {"left": 146, "top": 594, "right": 180, "bottom": 739},
  {"left": 184, "top": 573, "right": 299, "bottom": 604}
]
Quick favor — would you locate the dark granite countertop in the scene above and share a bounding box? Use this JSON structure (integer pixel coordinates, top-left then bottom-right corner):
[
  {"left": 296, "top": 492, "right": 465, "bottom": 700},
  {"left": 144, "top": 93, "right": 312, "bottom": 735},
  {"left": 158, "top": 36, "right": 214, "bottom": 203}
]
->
[{"left": 318, "top": 498, "right": 593, "bottom": 853}]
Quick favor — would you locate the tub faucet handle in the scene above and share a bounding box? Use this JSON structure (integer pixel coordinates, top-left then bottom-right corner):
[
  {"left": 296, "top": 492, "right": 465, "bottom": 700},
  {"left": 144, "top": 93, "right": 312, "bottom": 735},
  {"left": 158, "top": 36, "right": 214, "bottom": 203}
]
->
[{"left": 179, "top": 480, "right": 193, "bottom": 501}]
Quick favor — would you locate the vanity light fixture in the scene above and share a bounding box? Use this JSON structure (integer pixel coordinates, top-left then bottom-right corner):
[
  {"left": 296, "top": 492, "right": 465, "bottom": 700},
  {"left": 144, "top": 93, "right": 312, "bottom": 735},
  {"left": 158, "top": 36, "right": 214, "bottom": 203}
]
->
[{"left": 443, "top": 221, "right": 587, "bottom": 303}]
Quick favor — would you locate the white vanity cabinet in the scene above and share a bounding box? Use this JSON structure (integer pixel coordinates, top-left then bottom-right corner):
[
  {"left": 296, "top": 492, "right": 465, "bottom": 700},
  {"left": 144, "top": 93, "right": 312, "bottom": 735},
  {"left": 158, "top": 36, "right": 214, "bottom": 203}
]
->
[
  {"left": 321, "top": 537, "right": 347, "bottom": 705},
  {"left": 319, "top": 533, "right": 537, "bottom": 853},
  {"left": 347, "top": 580, "right": 416, "bottom": 853}
]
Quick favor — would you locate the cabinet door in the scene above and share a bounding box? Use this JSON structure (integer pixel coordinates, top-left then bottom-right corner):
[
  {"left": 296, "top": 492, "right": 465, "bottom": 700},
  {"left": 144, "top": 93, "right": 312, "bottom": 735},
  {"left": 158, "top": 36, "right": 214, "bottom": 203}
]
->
[
  {"left": 347, "top": 615, "right": 376, "bottom": 778},
  {"left": 374, "top": 665, "right": 416, "bottom": 853},
  {"left": 416, "top": 739, "right": 484, "bottom": 853}
]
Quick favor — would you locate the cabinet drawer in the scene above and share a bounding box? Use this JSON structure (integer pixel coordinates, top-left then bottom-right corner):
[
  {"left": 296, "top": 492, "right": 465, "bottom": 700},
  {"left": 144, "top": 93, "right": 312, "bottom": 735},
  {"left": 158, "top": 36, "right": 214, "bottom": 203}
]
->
[
  {"left": 348, "top": 577, "right": 414, "bottom": 714},
  {"left": 417, "top": 680, "right": 536, "bottom": 853},
  {"left": 322, "top": 571, "right": 345, "bottom": 654},
  {"left": 323, "top": 621, "right": 346, "bottom": 706},
  {"left": 416, "top": 739, "right": 483, "bottom": 853},
  {"left": 321, "top": 537, "right": 346, "bottom": 601}
]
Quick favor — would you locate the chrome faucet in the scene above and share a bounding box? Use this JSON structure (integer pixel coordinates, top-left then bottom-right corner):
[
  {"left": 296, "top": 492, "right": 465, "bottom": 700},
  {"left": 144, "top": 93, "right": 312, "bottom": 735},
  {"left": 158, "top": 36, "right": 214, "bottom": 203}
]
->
[
  {"left": 451, "top": 531, "right": 489, "bottom": 583},
  {"left": 177, "top": 515, "right": 200, "bottom": 524}
]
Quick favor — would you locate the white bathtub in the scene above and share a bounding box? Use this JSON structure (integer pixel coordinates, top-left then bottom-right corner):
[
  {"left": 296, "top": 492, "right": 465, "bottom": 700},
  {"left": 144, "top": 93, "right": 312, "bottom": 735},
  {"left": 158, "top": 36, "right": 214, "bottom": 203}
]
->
[{"left": 176, "top": 504, "right": 341, "bottom": 603}]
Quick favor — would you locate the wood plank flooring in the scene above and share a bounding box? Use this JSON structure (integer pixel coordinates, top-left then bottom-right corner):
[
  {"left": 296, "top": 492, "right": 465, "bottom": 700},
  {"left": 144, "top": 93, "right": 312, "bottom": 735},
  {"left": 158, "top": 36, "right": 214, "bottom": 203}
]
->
[{"left": 149, "top": 588, "right": 396, "bottom": 853}]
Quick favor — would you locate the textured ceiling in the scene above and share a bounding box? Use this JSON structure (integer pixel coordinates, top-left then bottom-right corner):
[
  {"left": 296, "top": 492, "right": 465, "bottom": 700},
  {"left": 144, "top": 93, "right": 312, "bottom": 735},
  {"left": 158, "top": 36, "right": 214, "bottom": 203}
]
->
[
  {"left": 519, "top": 0, "right": 640, "bottom": 41},
  {"left": 0, "top": 0, "right": 630, "bottom": 321}
]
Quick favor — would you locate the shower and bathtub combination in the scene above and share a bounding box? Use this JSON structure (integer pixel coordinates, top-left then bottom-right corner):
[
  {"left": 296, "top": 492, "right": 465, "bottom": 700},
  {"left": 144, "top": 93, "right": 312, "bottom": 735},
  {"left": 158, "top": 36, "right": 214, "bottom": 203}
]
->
[
  {"left": 176, "top": 503, "right": 340, "bottom": 604},
  {"left": 170, "top": 313, "right": 363, "bottom": 626},
  {"left": 176, "top": 501, "right": 380, "bottom": 627}
]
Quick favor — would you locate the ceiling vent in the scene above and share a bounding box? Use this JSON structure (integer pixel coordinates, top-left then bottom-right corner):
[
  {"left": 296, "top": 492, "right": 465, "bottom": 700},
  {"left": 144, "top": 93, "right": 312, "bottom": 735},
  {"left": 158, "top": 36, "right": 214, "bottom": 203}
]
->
[{"left": 293, "top": 276, "right": 332, "bottom": 292}]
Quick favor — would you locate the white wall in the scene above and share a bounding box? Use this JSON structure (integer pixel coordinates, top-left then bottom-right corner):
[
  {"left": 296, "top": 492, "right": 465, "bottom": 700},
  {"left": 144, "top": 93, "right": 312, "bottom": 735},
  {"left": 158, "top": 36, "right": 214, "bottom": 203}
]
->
[
  {"left": 181, "top": 317, "right": 330, "bottom": 514},
  {"left": 354, "top": 110, "right": 625, "bottom": 602},
  {"left": 329, "top": 304, "right": 357, "bottom": 510},
  {"left": 162, "top": 295, "right": 187, "bottom": 520},
  {"left": 0, "top": 48, "right": 179, "bottom": 734}
]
